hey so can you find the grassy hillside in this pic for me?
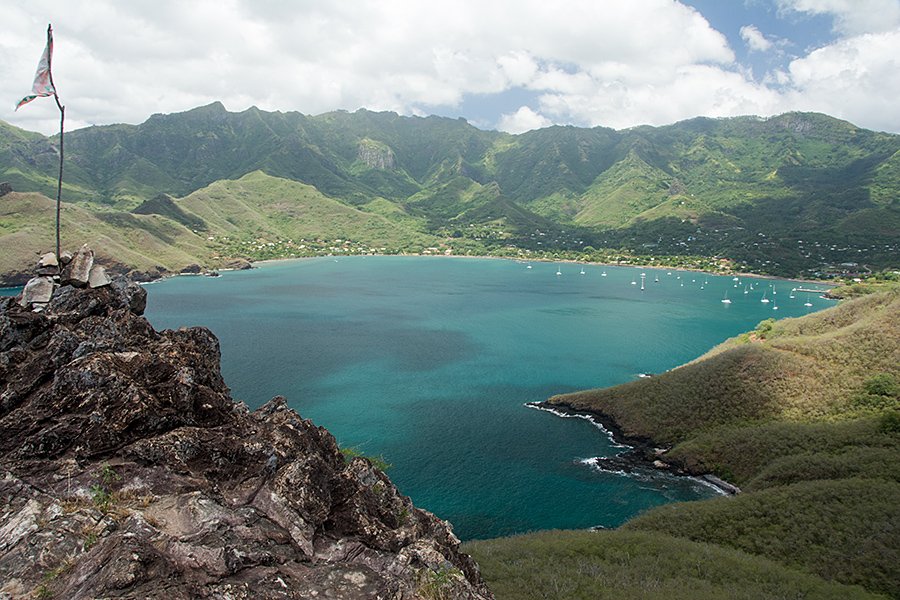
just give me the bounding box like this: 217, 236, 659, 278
178, 170, 437, 251
464, 290, 900, 598
0, 171, 441, 285
463, 529, 884, 600
3, 106, 900, 279
0, 191, 215, 284
549, 288, 900, 443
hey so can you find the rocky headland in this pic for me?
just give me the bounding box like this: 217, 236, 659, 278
0, 248, 493, 599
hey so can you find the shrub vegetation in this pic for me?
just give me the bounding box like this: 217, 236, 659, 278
467, 286, 900, 598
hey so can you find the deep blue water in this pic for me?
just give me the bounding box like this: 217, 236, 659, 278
132, 257, 835, 540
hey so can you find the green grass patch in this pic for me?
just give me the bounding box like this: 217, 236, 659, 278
463, 529, 884, 600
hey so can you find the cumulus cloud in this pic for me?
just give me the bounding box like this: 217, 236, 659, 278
0, 0, 736, 134
1, 0, 899, 137
498, 106, 553, 134
785, 29, 900, 131
741, 25, 774, 52
775, 0, 900, 36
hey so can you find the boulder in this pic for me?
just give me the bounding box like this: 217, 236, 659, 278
35, 253, 60, 277
88, 263, 112, 288
60, 244, 94, 287
37, 252, 58, 268
17, 276, 55, 308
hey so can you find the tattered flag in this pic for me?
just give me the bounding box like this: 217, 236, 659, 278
16, 25, 56, 110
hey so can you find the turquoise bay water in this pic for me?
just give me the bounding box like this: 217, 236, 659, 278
140, 257, 836, 540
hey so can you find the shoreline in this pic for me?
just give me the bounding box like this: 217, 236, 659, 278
0, 252, 837, 291
529, 400, 741, 497
250, 253, 836, 287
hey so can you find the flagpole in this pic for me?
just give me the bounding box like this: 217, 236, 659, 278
47, 25, 64, 260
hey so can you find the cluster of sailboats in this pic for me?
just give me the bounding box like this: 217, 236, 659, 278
531, 261, 822, 309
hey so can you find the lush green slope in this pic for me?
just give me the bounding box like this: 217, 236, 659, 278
463, 529, 885, 600
531, 289, 900, 597
3, 105, 900, 267
177, 170, 436, 251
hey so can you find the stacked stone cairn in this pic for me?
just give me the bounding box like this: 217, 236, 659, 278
17, 244, 111, 311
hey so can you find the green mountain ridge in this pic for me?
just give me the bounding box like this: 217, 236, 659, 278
2, 104, 900, 282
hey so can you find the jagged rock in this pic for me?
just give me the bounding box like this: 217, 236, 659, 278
16, 276, 54, 308
88, 264, 112, 289
37, 252, 58, 269
58, 250, 74, 265
35, 253, 60, 277
0, 281, 493, 599
60, 244, 94, 287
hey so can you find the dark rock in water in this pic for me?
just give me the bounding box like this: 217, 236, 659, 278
0, 281, 492, 599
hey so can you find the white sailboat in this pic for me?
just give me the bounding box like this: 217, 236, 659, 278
722, 290, 731, 304
761, 292, 770, 303
805, 293, 813, 307
557, 265, 562, 276
581, 265, 585, 275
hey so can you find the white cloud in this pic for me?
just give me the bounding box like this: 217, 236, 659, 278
534, 64, 785, 130
1, 0, 899, 138
498, 106, 553, 134
740, 25, 774, 52
0, 0, 736, 135
774, 0, 900, 36
785, 29, 900, 132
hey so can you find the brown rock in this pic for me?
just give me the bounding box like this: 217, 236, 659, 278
88, 263, 112, 288
60, 244, 94, 287
36, 252, 60, 275
17, 276, 54, 308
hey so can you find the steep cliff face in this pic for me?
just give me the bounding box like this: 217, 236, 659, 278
358, 141, 397, 170
0, 278, 492, 599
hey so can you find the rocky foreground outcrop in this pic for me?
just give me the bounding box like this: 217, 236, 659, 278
0, 276, 493, 599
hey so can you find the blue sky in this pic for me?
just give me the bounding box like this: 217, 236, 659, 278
3, 0, 900, 136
